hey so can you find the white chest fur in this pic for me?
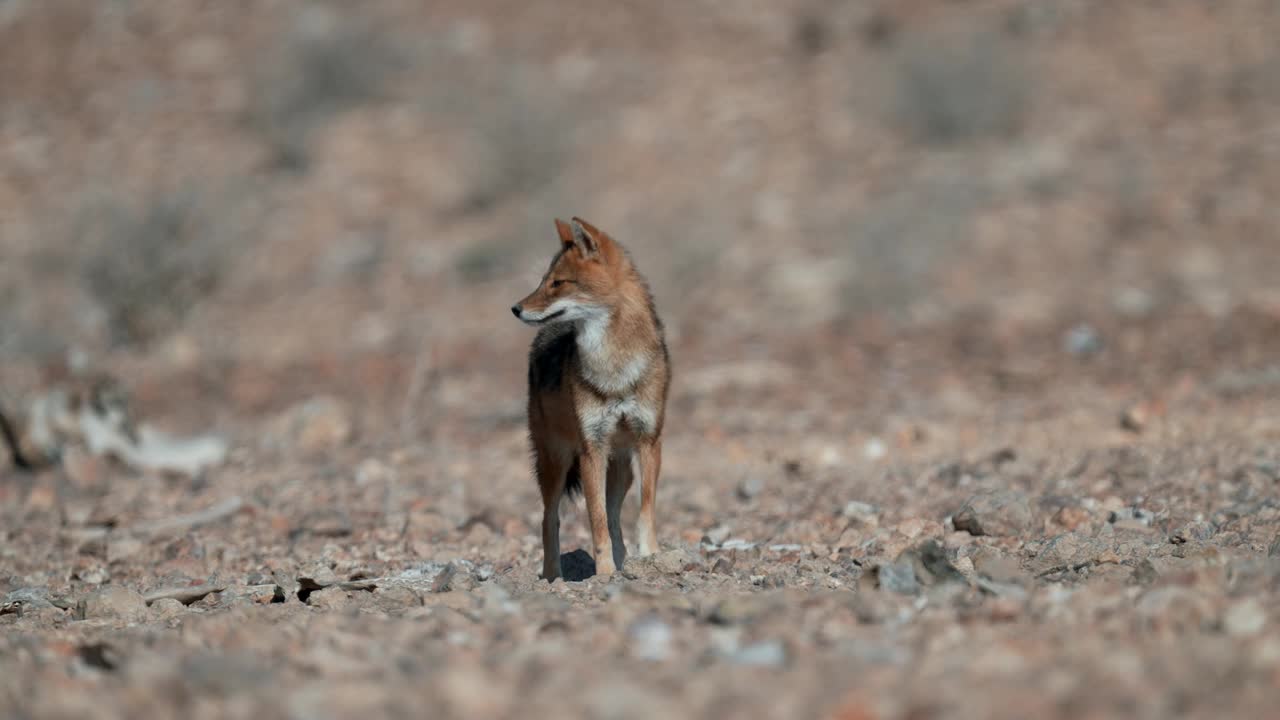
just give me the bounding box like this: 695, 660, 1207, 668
574, 312, 657, 444
580, 395, 657, 445
575, 312, 650, 395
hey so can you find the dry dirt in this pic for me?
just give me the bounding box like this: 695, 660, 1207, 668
3, 1, 1280, 719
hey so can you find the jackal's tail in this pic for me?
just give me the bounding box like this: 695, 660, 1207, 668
564, 455, 581, 499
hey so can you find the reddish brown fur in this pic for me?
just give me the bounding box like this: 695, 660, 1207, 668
513, 217, 670, 580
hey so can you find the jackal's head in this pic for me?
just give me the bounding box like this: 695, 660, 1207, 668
511, 217, 617, 327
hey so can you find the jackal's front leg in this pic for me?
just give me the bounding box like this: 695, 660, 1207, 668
579, 445, 615, 576
536, 448, 567, 581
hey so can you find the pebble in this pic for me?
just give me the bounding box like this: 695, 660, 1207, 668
307, 586, 352, 610
1, 588, 60, 614
876, 561, 919, 596
1108, 507, 1153, 527
704, 525, 731, 545
271, 397, 354, 454
78, 586, 148, 623
737, 477, 764, 500
841, 501, 879, 520
1030, 532, 1109, 576
1063, 324, 1103, 356
652, 548, 696, 575
150, 598, 186, 619
729, 639, 787, 668
627, 615, 673, 661
972, 548, 1027, 585
1223, 599, 1267, 637
299, 509, 353, 537
953, 490, 1033, 537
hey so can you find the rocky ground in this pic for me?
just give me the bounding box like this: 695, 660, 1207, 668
3, 1, 1280, 718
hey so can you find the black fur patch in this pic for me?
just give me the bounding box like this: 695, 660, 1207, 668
564, 455, 581, 498
528, 328, 576, 393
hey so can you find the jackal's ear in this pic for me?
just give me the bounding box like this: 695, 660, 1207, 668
568, 217, 601, 257
554, 218, 576, 249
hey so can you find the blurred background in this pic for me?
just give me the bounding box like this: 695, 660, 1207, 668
1, 0, 1278, 438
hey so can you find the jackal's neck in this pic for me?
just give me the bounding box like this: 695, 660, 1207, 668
574, 300, 658, 395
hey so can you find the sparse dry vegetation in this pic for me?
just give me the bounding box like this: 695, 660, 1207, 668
246, 10, 402, 170
79, 189, 237, 347
892, 29, 1029, 145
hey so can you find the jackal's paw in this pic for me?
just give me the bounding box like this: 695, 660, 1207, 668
635, 534, 657, 558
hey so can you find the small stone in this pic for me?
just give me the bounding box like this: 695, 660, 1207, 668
74, 565, 109, 585
627, 615, 673, 661
1172, 520, 1216, 545
1223, 598, 1267, 637
863, 438, 887, 461
271, 397, 353, 454
1108, 506, 1153, 527
306, 585, 352, 610
238, 584, 283, 604
652, 548, 696, 575
298, 509, 353, 537
395, 561, 458, 592
355, 458, 394, 485
1, 588, 57, 615
736, 476, 764, 500
1113, 287, 1154, 318
729, 639, 786, 667
841, 501, 879, 521
77, 586, 147, 623
972, 548, 1026, 585
298, 562, 338, 588
894, 517, 929, 539
876, 561, 918, 595
704, 525, 731, 545
1119, 401, 1163, 434
1030, 532, 1109, 576
953, 491, 1033, 537
150, 598, 186, 619
1053, 505, 1091, 531
374, 585, 421, 610
902, 539, 966, 587
1063, 324, 1102, 356
1121, 406, 1146, 433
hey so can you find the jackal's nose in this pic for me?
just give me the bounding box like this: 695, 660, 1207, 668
511, 304, 522, 318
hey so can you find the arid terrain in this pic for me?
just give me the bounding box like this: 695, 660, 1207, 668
3, 1, 1280, 718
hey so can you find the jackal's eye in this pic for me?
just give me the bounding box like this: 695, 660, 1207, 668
551, 279, 571, 288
